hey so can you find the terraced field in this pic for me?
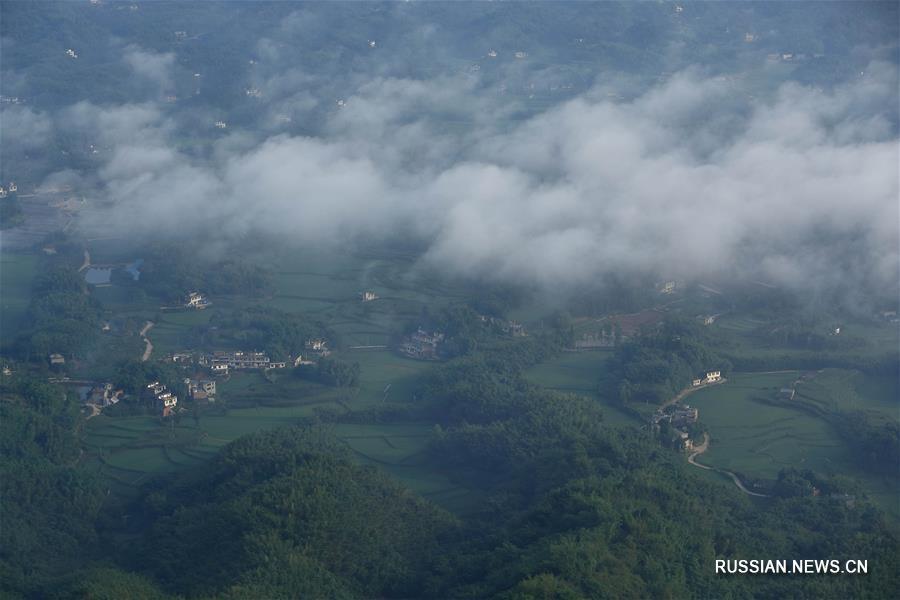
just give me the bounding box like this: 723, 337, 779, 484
81, 397, 343, 494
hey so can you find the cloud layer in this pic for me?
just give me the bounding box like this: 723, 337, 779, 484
13, 45, 900, 306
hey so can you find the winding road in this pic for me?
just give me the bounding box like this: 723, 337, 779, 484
660, 379, 769, 498
140, 321, 154, 362
687, 433, 769, 497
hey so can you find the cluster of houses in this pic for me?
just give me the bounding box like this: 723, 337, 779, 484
196, 340, 330, 375
478, 315, 526, 337
692, 370, 722, 387
185, 291, 211, 309
399, 328, 445, 360
146, 381, 178, 417
652, 403, 700, 452
361, 290, 379, 302
0, 182, 16, 198
87, 382, 123, 407
201, 351, 286, 373
571, 310, 663, 351
572, 331, 615, 350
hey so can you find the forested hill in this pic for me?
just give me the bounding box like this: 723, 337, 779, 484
6, 337, 896, 599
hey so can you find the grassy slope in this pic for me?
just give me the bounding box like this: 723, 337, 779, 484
524, 349, 639, 427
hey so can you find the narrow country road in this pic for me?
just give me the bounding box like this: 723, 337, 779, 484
688, 433, 769, 498
660, 377, 726, 411
140, 321, 154, 362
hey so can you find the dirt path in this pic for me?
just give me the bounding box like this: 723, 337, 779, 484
687, 433, 769, 498
661, 378, 726, 411
140, 321, 154, 362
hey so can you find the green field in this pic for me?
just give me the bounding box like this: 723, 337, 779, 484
689, 371, 899, 521
0, 252, 37, 341
525, 350, 639, 427
345, 349, 436, 407
794, 368, 899, 423
713, 312, 899, 359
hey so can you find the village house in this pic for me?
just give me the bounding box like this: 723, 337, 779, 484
2, 365, 12, 376
146, 381, 178, 416
184, 378, 217, 401
89, 383, 122, 407
399, 328, 445, 360
778, 387, 796, 400
66, 48, 78, 58
210, 363, 229, 376
514, 51, 527, 59
170, 352, 192, 363
361, 290, 378, 302
699, 314, 717, 326
305, 338, 331, 357
293, 355, 315, 367
671, 405, 699, 427
505, 321, 526, 337
214, 120, 227, 129
49, 353, 66, 366
705, 370, 722, 383
488, 49, 498, 58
